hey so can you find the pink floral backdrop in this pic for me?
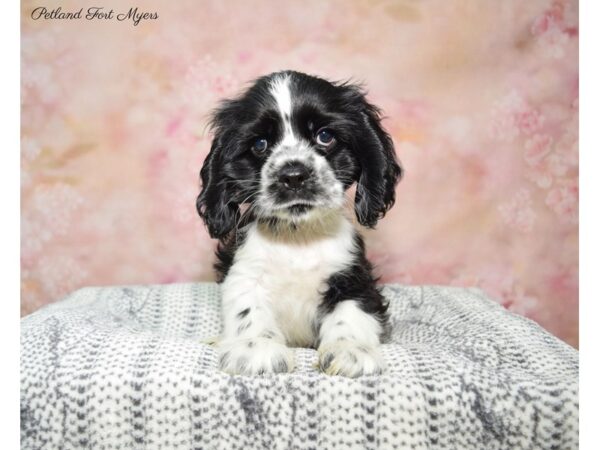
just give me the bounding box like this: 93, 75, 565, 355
21, 0, 579, 346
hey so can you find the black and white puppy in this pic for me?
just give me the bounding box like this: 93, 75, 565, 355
197, 71, 402, 377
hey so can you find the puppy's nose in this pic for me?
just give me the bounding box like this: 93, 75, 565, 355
278, 162, 310, 191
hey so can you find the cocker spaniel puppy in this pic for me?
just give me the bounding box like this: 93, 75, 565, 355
197, 71, 402, 377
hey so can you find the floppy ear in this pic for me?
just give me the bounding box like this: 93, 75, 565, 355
352, 96, 403, 228
196, 131, 240, 239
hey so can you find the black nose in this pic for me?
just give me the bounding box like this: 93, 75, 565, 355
278, 162, 310, 191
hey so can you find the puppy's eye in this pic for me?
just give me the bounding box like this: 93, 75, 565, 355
316, 129, 335, 147
252, 138, 268, 153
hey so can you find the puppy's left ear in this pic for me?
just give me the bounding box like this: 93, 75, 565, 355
351, 94, 403, 228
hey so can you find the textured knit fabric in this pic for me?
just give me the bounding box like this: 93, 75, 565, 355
21, 283, 579, 450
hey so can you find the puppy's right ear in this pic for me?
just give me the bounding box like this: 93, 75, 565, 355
196, 131, 240, 239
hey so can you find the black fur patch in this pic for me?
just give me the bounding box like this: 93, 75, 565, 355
237, 308, 250, 319
318, 233, 391, 343
214, 225, 249, 282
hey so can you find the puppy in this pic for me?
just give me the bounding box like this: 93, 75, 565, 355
197, 71, 402, 377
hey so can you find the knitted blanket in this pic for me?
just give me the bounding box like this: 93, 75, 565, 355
20, 283, 579, 450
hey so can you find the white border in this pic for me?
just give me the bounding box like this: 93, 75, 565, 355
580, 0, 597, 449
8, 1, 589, 447
0, 0, 21, 446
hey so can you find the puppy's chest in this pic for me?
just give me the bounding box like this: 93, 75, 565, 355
232, 223, 355, 345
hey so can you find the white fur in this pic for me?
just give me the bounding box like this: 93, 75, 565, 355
269, 75, 296, 146
221, 214, 356, 346
317, 300, 385, 377
217, 337, 295, 376
318, 300, 382, 348
257, 140, 345, 217
218, 214, 385, 377
317, 340, 384, 377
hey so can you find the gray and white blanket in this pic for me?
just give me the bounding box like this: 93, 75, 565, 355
21, 283, 578, 449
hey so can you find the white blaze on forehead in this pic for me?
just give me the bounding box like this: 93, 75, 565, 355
269, 75, 297, 146
269, 75, 292, 117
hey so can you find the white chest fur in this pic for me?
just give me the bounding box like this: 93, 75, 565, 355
221, 214, 357, 347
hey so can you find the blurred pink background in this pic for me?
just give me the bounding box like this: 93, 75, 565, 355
21, 0, 579, 346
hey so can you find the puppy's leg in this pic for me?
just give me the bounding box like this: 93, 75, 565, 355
317, 300, 385, 377
217, 282, 294, 375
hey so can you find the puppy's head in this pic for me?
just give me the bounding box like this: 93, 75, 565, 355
197, 71, 402, 239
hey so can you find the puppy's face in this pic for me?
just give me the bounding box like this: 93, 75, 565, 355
197, 71, 402, 239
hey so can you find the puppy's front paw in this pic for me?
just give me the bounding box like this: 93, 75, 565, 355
217, 337, 294, 375
318, 341, 384, 378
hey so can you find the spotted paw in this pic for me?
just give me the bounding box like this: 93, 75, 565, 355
318, 341, 384, 377
217, 337, 294, 375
